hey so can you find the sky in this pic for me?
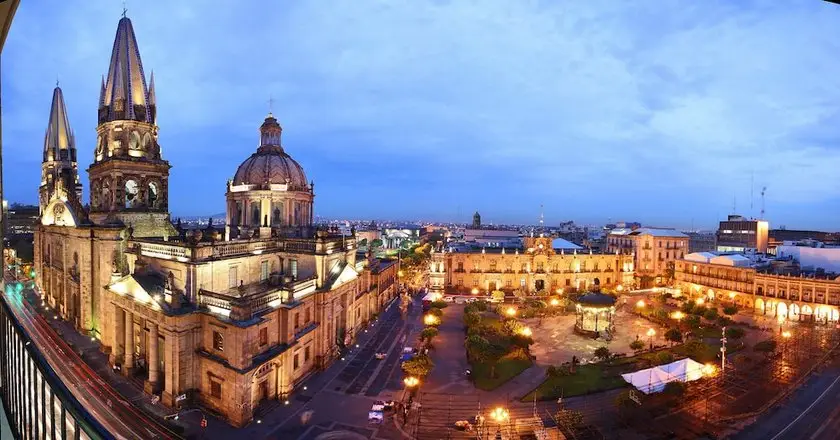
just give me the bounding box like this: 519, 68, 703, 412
3, 0, 840, 230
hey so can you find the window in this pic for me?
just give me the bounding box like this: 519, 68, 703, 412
457, 262, 464, 271
506, 280, 512, 287
521, 263, 527, 272
473, 279, 479, 286
565, 279, 571, 286
294, 313, 300, 330
304, 346, 311, 362
305, 308, 311, 324
228, 266, 238, 289
260, 260, 269, 281
210, 380, 222, 399
293, 354, 300, 370
290, 259, 298, 279
473, 263, 479, 271
259, 327, 268, 346
489, 261, 496, 271
606, 278, 611, 284
457, 279, 463, 286
536, 262, 544, 271
212, 331, 224, 351
520, 278, 526, 287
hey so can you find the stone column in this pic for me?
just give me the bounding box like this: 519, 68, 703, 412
145, 322, 160, 393
109, 304, 124, 366
124, 310, 134, 375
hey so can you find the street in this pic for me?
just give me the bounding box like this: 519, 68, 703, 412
2, 272, 179, 439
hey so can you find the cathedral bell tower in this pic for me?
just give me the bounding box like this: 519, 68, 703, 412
39, 85, 82, 214
87, 15, 174, 237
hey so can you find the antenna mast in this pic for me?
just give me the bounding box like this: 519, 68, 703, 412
750, 171, 754, 218
760, 187, 767, 219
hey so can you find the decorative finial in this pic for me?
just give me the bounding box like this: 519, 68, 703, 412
56, 78, 59, 88
268, 94, 274, 116
122, 0, 127, 18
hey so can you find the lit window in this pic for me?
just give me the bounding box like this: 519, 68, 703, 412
290, 260, 298, 279
260, 260, 269, 281
293, 354, 300, 370
210, 380, 222, 399
228, 266, 238, 289
259, 327, 268, 346
305, 346, 311, 362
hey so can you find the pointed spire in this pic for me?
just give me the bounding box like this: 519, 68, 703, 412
100, 15, 153, 123
148, 70, 156, 106
98, 75, 106, 107
43, 86, 76, 159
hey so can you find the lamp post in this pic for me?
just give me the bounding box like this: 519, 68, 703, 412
646, 328, 656, 350
636, 300, 646, 317
720, 326, 727, 374
505, 306, 517, 317
489, 406, 509, 438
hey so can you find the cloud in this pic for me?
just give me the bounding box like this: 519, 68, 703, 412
2, 0, 839, 229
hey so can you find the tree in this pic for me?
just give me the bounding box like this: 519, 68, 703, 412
594, 346, 611, 362
725, 326, 745, 341
753, 339, 778, 355
656, 351, 674, 364
419, 327, 439, 344
629, 339, 645, 353
680, 302, 695, 314
663, 381, 686, 397
509, 334, 534, 357
427, 307, 443, 318
723, 305, 738, 316
685, 315, 701, 329
370, 238, 383, 248
682, 340, 709, 359
470, 341, 507, 378
463, 312, 481, 329
704, 308, 719, 321
664, 328, 683, 345
358, 238, 368, 247
502, 318, 523, 336
430, 300, 448, 309
491, 290, 505, 302
402, 354, 434, 378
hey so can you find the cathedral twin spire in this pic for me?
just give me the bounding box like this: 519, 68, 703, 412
98, 16, 155, 124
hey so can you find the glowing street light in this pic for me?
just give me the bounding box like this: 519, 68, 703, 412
489, 406, 509, 423
616, 284, 624, 292
398, 270, 404, 277
728, 292, 736, 300
403, 376, 420, 388
549, 298, 560, 307
646, 328, 656, 350
423, 314, 440, 326
505, 307, 517, 317
555, 288, 564, 295
672, 311, 684, 321
471, 288, 480, 295
696, 298, 705, 306
702, 363, 718, 377
519, 327, 533, 337
635, 300, 645, 316
781, 330, 792, 339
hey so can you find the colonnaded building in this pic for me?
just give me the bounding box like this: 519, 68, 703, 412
429, 236, 635, 296
33, 15, 397, 426
675, 253, 840, 323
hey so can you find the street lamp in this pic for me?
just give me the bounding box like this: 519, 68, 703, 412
550, 298, 560, 307
403, 376, 420, 388
672, 311, 684, 331
646, 328, 656, 350
471, 288, 479, 295
635, 300, 645, 316
505, 307, 517, 317
518, 327, 533, 337
695, 298, 705, 306
489, 406, 510, 436
423, 314, 440, 326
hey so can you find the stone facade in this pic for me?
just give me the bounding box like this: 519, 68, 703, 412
607, 228, 689, 285
674, 259, 840, 323
435, 236, 634, 295
32, 15, 400, 427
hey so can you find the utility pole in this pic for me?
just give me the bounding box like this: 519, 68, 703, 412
721, 326, 727, 374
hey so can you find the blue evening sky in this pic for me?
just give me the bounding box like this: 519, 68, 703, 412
3, 0, 839, 230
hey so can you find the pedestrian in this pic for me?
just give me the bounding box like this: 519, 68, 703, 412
301, 409, 314, 425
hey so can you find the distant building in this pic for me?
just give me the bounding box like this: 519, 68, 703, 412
381, 227, 420, 248
4, 203, 39, 237
687, 232, 716, 253
769, 229, 840, 254
472, 211, 481, 228
431, 235, 634, 295
607, 228, 689, 285
462, 228, 521, 248
716, 215, 769, 253
776, 241, 840, 274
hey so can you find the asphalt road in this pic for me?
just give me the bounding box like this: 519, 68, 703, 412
735, 357, 840, 440
2, 273, 179, 439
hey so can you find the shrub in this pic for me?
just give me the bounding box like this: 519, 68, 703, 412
723, 305, 738, 316
685, 315, 701, 329
682, 340, 709, 358
704, 308, 719, 321
419, 327, 439, 343
663, 381, 687, 397
491, 290, 506, 302
594, 346, 611, 361
402, 354, 434, 378
681, 302, 695, 314
725, 326, 746, 340
427, 307, 443, 317
665, 328, 683, 345
692, 305, 707, 316
629, 339, 645, 352
656, 351, 674, 364
430, 300, 448, 309
463, 312, 481, 328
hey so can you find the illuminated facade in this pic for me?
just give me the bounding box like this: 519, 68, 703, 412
607, 228, 689, 284
33, 15, 397, 427
674, 259, 840, 323
434, 236, 634, 295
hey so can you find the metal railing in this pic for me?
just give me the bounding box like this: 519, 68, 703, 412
1, 292, 112, 439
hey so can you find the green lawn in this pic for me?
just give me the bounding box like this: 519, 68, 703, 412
521, 364, 628, 401
472, 355, 532, 391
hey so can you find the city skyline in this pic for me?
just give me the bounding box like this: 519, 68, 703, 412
3, 1, 839, 230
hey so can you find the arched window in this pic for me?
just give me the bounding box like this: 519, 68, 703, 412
251, 204, 260, 225
147, 182, 159, 208
101, 181, 111, 209
124, 179, 139, 208
272, 202, 283, 225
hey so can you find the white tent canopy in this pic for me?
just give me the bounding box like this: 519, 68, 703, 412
621, 358, 706, 394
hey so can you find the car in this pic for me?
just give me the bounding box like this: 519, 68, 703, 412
443, 295, 455, 303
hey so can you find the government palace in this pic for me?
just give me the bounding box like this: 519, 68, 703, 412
33, 15, 397, 426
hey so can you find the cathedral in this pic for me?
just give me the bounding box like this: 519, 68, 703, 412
33, 15, 397, 426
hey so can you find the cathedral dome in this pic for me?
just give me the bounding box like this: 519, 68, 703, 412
232, 114, 308, 190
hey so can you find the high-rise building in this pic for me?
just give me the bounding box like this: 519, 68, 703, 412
715, 215, 769, 253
